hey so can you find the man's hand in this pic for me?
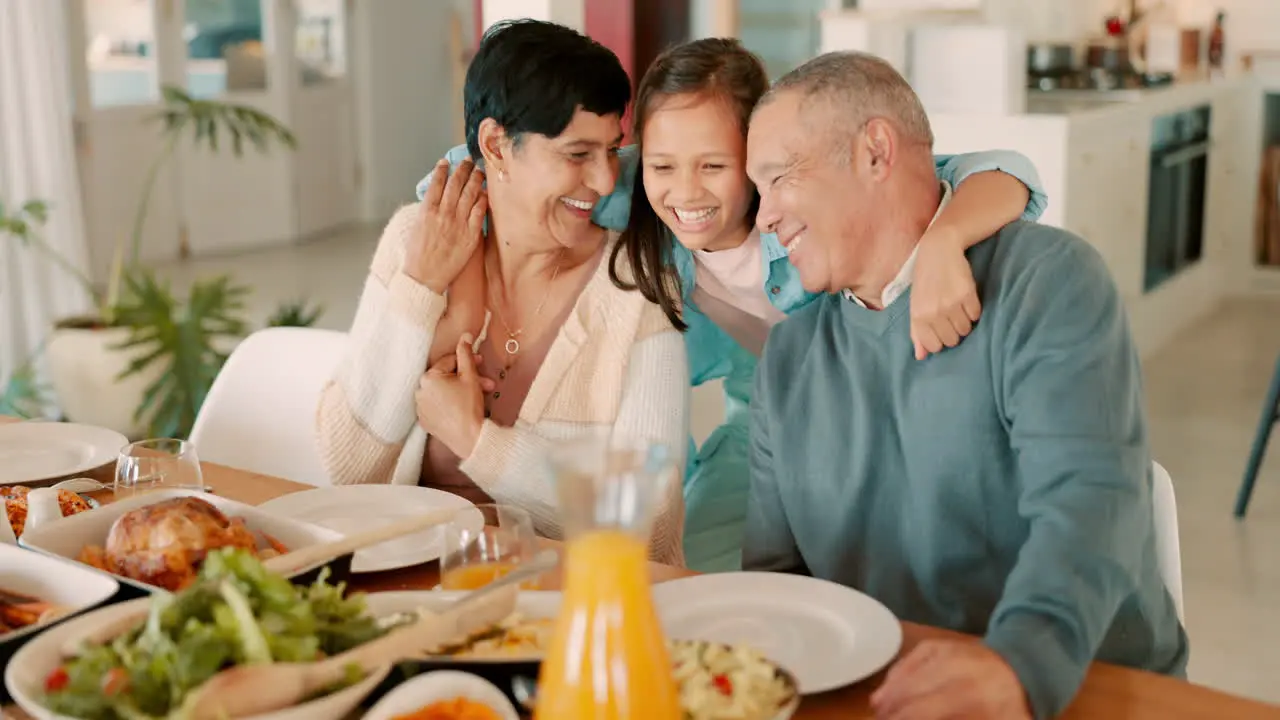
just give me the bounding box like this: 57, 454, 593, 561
870, 640, 1031, 720
909, 226, 981, 361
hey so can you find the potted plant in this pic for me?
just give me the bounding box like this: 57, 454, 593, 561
0, 199, 58, 419
1, 87, 323, 438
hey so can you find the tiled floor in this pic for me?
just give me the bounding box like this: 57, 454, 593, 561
158, 224, 1280, 706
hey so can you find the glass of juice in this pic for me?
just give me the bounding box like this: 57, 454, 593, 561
439, 504, 540, 591
535, 436, 682, 720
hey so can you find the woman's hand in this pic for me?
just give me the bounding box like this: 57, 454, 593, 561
415, 335, 495, 457
909, 226, 981, 360
405, 159, 488, 294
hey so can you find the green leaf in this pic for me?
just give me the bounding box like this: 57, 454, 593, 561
111, 267, 250, 438
0, 361, 51, 419
21, 199, 49, 223
266, 299, 324, 328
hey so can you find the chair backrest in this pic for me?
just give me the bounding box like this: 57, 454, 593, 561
189, 327, 347, 487
1151, 460, 1184, 622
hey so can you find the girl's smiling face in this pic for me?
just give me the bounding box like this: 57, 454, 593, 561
640, 93, 756, 253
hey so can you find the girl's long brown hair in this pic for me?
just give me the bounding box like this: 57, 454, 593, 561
608, 38, 769, 331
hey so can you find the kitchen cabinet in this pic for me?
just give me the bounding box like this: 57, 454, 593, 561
1061, 110, 1149, 299
1205, 84, 1264, 281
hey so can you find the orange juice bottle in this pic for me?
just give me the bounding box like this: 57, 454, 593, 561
535, 439, 681, 720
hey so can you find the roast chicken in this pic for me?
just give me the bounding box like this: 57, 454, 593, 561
2, 486, 93, 537
78, 496, 282, 592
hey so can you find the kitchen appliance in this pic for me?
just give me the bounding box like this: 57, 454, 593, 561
1125, 0, 1180, 76
1027, 43, 1076, 91
1144, 105, 1212, 291
1027, 43, 1074, 75
1086, 36, 1132, 72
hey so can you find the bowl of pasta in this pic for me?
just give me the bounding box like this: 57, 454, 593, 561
669, 639, 800, 720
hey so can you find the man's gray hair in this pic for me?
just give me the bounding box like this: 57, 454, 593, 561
759, 51, 934, 150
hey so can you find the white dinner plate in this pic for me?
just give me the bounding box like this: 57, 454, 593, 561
652, 572, 903, 694
0, 423, 127, 485
0, 544, 119, 646
256, 485, 481, 573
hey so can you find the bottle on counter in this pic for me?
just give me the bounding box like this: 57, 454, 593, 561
1208, 10, 1226, 76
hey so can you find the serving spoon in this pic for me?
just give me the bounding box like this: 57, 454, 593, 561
179, 549, 558, 720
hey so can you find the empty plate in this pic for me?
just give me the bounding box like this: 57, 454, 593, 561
0, 423, 127, 485
256, 485, 481, 573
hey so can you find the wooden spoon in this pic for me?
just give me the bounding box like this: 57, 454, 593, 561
179, 549, 558, 719
261, 507, 459, 574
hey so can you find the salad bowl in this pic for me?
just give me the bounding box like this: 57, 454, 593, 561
363, 670, 520, 720
5, 550, 392, 720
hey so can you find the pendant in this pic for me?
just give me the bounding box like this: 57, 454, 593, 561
505, 337, 520, 355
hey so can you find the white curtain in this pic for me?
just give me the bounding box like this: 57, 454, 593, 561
0, 0, 93, 400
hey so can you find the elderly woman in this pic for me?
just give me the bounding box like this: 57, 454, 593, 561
315, 20, 688, 565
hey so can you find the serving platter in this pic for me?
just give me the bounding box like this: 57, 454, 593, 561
19, 489, 351, 594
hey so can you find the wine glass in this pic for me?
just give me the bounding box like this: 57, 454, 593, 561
113, 439, 205, 499
439, 504, 540, 590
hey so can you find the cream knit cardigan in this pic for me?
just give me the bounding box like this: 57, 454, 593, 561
316, 204, 689, 566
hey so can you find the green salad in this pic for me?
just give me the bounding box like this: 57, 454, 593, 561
41, 548, 386, 720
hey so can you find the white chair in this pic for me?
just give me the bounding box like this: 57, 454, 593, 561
1151, 460, 1184, 622
189, 327, 347, 487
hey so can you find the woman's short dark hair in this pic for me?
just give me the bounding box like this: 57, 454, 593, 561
608, 38, 769, 331
464, 19, 631, 158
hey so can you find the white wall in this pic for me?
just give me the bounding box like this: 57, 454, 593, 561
482, 0, 583, 33
690, 0, 717, 40
351, 0, 469, 222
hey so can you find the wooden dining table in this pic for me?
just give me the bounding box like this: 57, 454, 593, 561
1, 419, 1277, 719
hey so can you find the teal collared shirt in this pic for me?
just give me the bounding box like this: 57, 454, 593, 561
421, 144, 1049, 571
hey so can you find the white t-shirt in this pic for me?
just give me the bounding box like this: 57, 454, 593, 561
691, 229, 786, 356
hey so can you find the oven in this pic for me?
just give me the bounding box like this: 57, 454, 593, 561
1144, 105, 1211, 291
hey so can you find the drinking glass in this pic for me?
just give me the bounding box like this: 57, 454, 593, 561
113, 439, 205, 499
439, 504, 539, 590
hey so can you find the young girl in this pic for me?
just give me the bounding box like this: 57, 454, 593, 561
421, 40, 1048, 572
607, 39, 1047, 572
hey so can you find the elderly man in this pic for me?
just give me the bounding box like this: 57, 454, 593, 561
743, 52, 1188, 720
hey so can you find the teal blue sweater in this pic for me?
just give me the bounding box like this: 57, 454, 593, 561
746, 221, 1188, 719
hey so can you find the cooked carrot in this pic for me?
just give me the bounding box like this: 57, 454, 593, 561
390, 697, 503, 720
260, 531, 289, 555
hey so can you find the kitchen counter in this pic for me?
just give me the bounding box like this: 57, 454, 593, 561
1024, 74, 1253, 118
